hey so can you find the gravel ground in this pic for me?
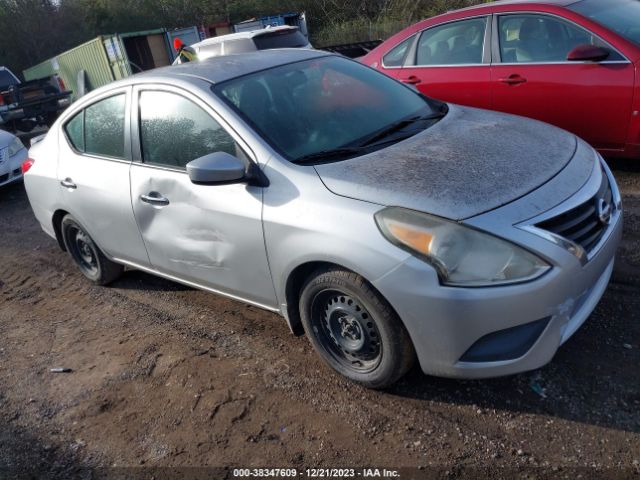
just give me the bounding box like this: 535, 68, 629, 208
0, 162, 638, 479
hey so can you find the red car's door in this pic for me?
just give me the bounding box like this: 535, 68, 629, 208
386, 16, 493, 110
491, 13, 635, 152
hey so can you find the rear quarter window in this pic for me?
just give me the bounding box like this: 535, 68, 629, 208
383, 36, 414, 67
64, 111, 85, 152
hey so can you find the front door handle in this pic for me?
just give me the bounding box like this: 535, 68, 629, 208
140, 192, 170, 207
60, 178, 77, 189
402, 75, 422, 85
499, 74, 527, 85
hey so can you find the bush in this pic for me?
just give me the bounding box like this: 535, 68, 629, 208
312, 17, 413, 46
310, 0, 489, 47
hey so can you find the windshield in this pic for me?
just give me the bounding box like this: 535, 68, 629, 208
569, 0, 640, 47
253, 30, 308, 50
0, 69, 18, 89
214, 56, 440, 162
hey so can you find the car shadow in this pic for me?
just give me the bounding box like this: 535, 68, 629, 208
0, 419, 81, 478
111, 270, 194, 292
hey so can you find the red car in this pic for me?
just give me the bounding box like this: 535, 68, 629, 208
362, 0, 640, 159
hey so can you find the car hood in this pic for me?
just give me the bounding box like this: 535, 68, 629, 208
314, 105, 578, 221
0, 129, 16, 147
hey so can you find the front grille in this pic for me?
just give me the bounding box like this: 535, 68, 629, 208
0, 147, 7, 165
537, 170, 613, 254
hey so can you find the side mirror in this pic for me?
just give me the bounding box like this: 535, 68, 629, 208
186, 152, 246, 185
567, 44, 610, 62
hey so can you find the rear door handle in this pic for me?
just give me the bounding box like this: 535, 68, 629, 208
402, 75, 422, 85
499, 74, 527, 85
60, 178, 77, 189
140, 192, 170, 207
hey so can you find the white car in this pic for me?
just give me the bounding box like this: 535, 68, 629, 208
0, 129, 27, 187
172, 26, 312, 64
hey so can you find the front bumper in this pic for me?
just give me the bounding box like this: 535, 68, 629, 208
373, 175, 623, 379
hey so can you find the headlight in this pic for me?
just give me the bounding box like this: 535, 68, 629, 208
8, 137, 24, 157
375, 207, 550, 287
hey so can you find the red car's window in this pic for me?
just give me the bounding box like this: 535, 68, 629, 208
382, 36, 414, 67
416, 17, 487, 66
498, 14, 625, 63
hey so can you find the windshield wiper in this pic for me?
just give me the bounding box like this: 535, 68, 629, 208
292, 110, 447, 165
293, 147, 366, 164
355, 111, 447, 148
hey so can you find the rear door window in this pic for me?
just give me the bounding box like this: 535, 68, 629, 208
84, 94, 126, 158
416, 17, 487, 66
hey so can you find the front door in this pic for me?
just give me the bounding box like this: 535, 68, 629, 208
391, 16, 493, 109
491, 13, 635, 151
129, 86, 277, 308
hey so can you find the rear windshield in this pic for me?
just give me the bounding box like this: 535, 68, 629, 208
0, 70, 18, 89
253, 30, 308, 50
570, 0, 640, 47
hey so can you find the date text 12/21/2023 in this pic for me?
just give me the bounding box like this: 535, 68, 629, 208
232, 468, 401, 478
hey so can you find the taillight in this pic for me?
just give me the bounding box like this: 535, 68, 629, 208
21, 158, 35, 174
57, 76, 67, 92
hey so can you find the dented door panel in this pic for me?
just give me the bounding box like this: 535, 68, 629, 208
130, 163, 277, 308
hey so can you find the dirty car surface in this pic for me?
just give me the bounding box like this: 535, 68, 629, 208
23, 49, 622, 388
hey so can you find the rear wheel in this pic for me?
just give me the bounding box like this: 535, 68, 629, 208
60, 214, 123, 285
299, 268, 415, 389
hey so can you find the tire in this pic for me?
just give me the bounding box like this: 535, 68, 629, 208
299, 267, 415, 389
60, 214, 123, 285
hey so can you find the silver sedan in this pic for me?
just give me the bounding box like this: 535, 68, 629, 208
23, 49, 622, 388
0, 129, 27, 187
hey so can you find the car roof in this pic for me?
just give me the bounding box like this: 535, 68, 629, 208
191, 25, 299, 48
131, 48, 330, 86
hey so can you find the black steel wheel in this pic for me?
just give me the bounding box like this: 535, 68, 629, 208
300, 268, 415, 389
60, 214, 123, 285
312, 290, 382, 373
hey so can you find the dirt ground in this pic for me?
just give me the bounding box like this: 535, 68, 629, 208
0, 161, 639, 479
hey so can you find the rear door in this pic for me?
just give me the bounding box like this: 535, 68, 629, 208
391, 16, 493, 109
490, 13, 635, 151
56, 87, 150, 265
129, 85, 277, 308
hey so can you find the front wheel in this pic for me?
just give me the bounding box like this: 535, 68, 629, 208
60, 214, 123, 285
299, 268, 415, 389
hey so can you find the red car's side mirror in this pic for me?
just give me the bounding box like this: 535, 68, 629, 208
567, 44, 610, 62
